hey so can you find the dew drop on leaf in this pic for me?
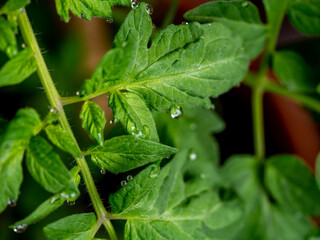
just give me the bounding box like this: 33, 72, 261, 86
145, 4, 153, 15
100, 169, 106, 174
182, 21, 189, 25
170, 105, 183, 119
76, 91, 80, 96
121, 180, 127, 186
67, 200, 75, 206
188, 149, 197, 161
127, 175, 133, 181
13, 224, 27, 233
7, 199, 16, 207
131, 0, 140, 9
106, 18, 113, 23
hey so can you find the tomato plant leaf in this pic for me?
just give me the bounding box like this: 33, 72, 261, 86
273, 50, 316, 91
110, 150, 242, 239
44, 213, 97, 240
0, 108, 41, 213
0, 0, 29, 14
80, 3, 249, 136
10, 166, 80, 228
109, 91, 159, 142
287, 0, 320, 35
26, 136, 79, 196
265, 154, 320, 216
155, 108, 225, 186
54, 0, 131, 22
184, 0, 268, 59
0, 48, 36, 87
80, 100, 106, 146
0, 16, 18, 58
87, 135, 177, 174
45, 124, 82, 158
222, 155, 314, 240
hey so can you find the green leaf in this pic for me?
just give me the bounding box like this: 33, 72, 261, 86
184, 0, 268, 59
287, 1, 320, 35
155, 108, 224, 186
0, 17, 18, 58
0, 48, 36, 87
273, 50, 316, 91
26, 136, 79, 196
54, 0, 131, 22
0, 0, 29, 14
222, 155, 314, 240
88, 135, 177, 174
109, 91, 159, 142
80, 100, 106, 146
80, 3, 248, 131
110, 150, 242, 239
44, 213, 97, 240
45, 124, 82, 158
265, 154, 320, 216
0, 108, 41, 213
10, 166, 81, 228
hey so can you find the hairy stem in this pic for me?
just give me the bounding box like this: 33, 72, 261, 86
17, 9, 117, 240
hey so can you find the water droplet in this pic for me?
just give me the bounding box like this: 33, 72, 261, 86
149, 165, 158, 178
50, 108, 56, 113
81, 13, 85, 18
110, 119, 118, 125
145, 4, 153, 15
106, 18, 113, 23
182, 21, 189, 25
131, 0, 140, 9
7, 199, 16, 207
242, 1, 249, 7
100, 169, 106, 174
76, 91, 79, 96
209, 104, 215, 111
67, 200, 75, 206
188, 149, 197, 161
13, 224, 27, 233
127, 175, 133, 181
70, 192, 77, 198
152, 23, 156, 30
127, 119, 136, 132
170, 105, 183, 119
21, 43, 26, 48
121, 180, 127, 186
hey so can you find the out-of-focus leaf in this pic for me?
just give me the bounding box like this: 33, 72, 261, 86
88, 135, 177, 174
0, 0, 29, 14
0, 48, 36, 87
0, 16, 18, 58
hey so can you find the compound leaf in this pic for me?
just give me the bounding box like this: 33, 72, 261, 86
0, 0, 29, 14
273, 50, 316, 91
184, 0, 268, 59
0, 48, 36, 87
265, 154, 320, 216
45, 124, 82, 158
88, 135, 177, 174
54, 0, 131, 22
80, 100, 106, 146
109, 91, 159, 142
80, 3, 249, 137
44, 213, 97, 240
0, 108, 41, 213
110, 150, 242, 239
26, 136, 79, 196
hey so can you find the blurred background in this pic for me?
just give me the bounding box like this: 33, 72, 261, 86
0, 0, 319, 239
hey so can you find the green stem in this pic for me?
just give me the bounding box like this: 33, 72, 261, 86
162, 0, 180, 28
103, 220, 118, 240
17, 9, 117, 240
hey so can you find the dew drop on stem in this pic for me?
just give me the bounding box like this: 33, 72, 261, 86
76, 91, 80, 96
7, 199, 16, 207
145, 4, 153, 15
100, 169, 106, 174
121, 180, 127, 186
127, 175, 133, 181
13, 224, 27, 233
